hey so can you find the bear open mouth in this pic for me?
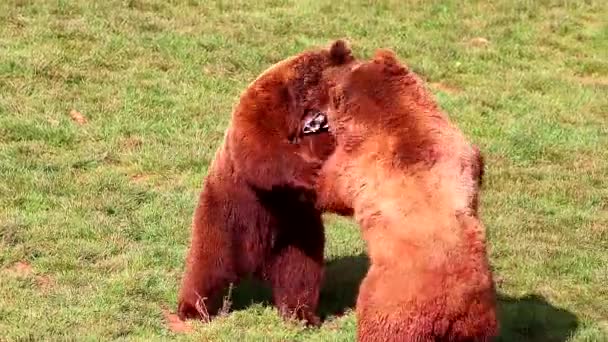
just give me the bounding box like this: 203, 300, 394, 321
302, 111, 329, 135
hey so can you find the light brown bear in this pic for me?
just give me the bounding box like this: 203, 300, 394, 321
177, 40, 356, 326
316, 50, 498, 341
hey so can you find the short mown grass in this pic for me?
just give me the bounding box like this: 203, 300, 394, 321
1, 1, 607, 341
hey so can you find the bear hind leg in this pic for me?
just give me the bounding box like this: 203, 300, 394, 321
265, 242, 324, 326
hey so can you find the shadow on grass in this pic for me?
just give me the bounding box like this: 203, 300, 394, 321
229, 277, 273, 311
496, 293, 579, 341
227, 255, 370, 315
229, 254, 578, 341
318, 254, 369, 319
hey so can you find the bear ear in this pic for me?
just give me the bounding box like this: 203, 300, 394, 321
329, 39, 354, 65
373, 48, 398, 64
373, 48, 407, 74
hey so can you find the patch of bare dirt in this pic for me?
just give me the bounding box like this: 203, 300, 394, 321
131, 174, 147, 182
429, 82, 462, 95
130, 173, 151, 183
69, 109, 87, 125
163, 309, 193, 333
5, 261, 54, 291
8, 261, 34, 275
469, 37, 490, 47
36, 275, 54, 290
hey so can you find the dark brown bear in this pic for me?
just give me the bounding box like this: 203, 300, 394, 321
177, 40, 356, 326
316, 50, 498, 341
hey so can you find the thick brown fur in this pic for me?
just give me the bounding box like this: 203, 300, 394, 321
177, 40, 356, 325
317, 49, 498, 341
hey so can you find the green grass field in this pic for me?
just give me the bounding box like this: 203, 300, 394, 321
1, 0, 607, 340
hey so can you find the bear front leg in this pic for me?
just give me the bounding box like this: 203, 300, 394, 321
267, 246, 323, 326
315, 152, 354, 216
177, 232, 237, 322
264, 225, 325, 326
